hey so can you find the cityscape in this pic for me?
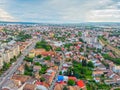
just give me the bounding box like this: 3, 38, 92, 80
0, 0, 120, 90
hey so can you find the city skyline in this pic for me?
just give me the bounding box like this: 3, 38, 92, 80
0, 0, 120, 23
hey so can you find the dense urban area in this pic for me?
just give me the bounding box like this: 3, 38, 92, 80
0, 22, 120, 90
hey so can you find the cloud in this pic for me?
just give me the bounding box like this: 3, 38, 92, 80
0, 8, 17, 21
86, 0, 120, 22
86, 9, 120, 22
0, 0, 120, 22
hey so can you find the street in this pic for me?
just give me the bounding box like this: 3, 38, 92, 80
49, 51, 65, 90
0, 39, 39, 89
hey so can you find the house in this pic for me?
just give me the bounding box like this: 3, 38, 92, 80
29, 51, 35, 58
35, 81, 49, 89
113, 74, 120, 83
94, 77, 100, 83
54, 84, 63, 90
97, 64, 106, 70
107, 71, 115, 78
104, 80, 116, 85
11, 74, 30, 86
104, 60, 114, 70
36, 85, 48, 90
29, 49, 56, 57
43, 68, 56, 85
44, 61, 55, 67
23, 83, 36, 90
94, 60, 101, 66
34, 72, 41, 79
2, 80, 18, 90
47, 66, 58, 72
77, 80, 86, 89
63, 63, 69, 68
113, 65, 120, 73
17, 65, 24, 74
57, 75, 64, 82
93, 70, 104, 77
68, 77, 77, 81
68, 86, 80, 90
33, 65, 41, 72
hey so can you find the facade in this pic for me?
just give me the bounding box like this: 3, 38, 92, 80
0, 43, 20, 69
113, 66, 120, 73
0, 55, 3, 69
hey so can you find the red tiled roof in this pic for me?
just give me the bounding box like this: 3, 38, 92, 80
35, 81, 49, 88
56, 81, 66, 85
36, 81, 42, 85
77, 80, 85, 88
68, 77, 77, 81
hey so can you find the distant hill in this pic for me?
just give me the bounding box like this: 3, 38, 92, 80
0, 21, 39, 25
0, 21, 120, 26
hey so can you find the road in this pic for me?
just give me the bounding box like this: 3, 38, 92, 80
0, 38, 39, 89
49, 51, 65, 90
99, 38, 120, 57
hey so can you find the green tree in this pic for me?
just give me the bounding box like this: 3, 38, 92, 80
59, 71, 62, 75
67, 79, 75, 86
67, 67, 74, 76
37, 54, 42, 58
35, 40, 52, 51
24, 64, 33, 76
82, 59, 87, 66
55, 47, 61, 51
40, 77, 45, 82
87, 61, 94, 68
44, 56, 51, 60
63, 86, 68, 90
34, 62, 41, 66
24, 56, 33, 62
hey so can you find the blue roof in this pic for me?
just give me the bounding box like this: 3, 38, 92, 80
57, 75, 64, 81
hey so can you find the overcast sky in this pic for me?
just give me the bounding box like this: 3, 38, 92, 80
0, 0, 120, 23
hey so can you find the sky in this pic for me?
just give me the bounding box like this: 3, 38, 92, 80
0, 0, 120, 23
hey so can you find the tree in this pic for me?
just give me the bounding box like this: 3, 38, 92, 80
40, 77, 45, 82
78, 31, 82, 36
2, 62, 10, 71
24, 64, 33, 76
63, 86, 68, 90
24, 56, 33, 62
34, 62, 41, 66
44, 56, 51, 60
67, 67, 74, 76
79, 38, 84, 42
55, 47, 61, 51
35, 40, 52, 51
79, 48, 84, 52
59, 71, 62, 75
67, 79, 75, 86
87, 61, 94, 68
37, 54, 42, 58
39, 65, 48, 75
82, 59, 87, 66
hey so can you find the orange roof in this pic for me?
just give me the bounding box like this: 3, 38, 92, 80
68, 86, 80, 90
77, 80, 85, 88
18, 65, 24, 71
12, 74, 30, 84
23, 84, 36, 90
32, 49, 56, 56
35, 81, 49, 88
54, 84, 63, 90
93, 71, 104, 75
68, 77, 77, 81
